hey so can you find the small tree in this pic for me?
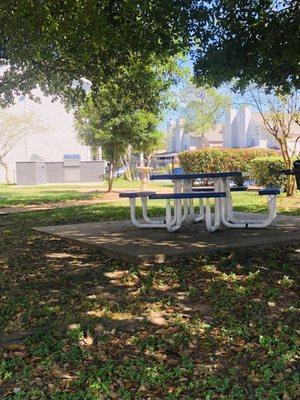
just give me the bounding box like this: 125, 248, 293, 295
179, 81, 231, 136
249, 89, 300, 196
75, 58, 179, 191
0, 109, 44, 182
75, 96, 162, 191
136, 130, 165, 167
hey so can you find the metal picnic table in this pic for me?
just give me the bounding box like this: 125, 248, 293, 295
150, 171, 253, 227
120, 171, 281, 232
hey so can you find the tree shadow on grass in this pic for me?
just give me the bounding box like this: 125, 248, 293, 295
0, 208, 299, 399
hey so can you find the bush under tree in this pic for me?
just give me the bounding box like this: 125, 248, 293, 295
178, 148, 278, 185
250, 156, 294, 191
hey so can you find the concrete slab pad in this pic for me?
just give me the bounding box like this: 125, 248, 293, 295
34, 212, 300, 264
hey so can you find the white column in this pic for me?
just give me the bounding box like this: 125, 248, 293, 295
139, 152, 144, 167
174, 118, 184, 152
224, 107, 238, 147
238, 104, 251, 148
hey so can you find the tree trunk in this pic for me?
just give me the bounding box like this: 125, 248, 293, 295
279, 139, 296, 197
107, 162, 114, 192
120, 155, 132, 181
124, 169, 132, 181
286, 174, 296, 197
0, 159, 10, 183
285, 154, 295, 198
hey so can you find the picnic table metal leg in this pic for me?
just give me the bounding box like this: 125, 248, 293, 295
129, 198, 171, 229
245, 195, 277, 228
220, 197, 247, 228
218, 182, 249, 228
213, 177, 247, 228
219, 177, 242, 223
191, 198, 205, 223
219, 178, 277, 227
224, 178, 236, 221
166, 199, 182, 232
187, 180, 204, 222
219, 192, 277, 228
141, 197, 165, 225
205, 198, 221, 232
181, 181, 189, 221
174, 180, 189, 223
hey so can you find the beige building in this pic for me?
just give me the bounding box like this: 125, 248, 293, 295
0, 90, 94, 183
224, 105, 300, 154
168, 106, 300, 156
168, 118, 223, 153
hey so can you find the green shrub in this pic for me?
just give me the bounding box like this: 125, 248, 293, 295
250, 157, 287, 189
178, 148, 278, 185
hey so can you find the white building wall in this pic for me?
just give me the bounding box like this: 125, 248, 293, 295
224, 108, 238, 147
231, 110, 239, 147
174, 118, 184, 152
181, 133, 191, 151
287, 138, 300, 156
238, 105, 251, 147
224, 106, 290, 151
1, 91, 91, 183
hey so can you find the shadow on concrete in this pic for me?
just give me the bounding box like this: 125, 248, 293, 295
34, 212, 300, 264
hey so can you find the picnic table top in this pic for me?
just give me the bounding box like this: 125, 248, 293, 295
150, 171, 249, 180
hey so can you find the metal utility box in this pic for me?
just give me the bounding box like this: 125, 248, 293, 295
16, 160, 105, 185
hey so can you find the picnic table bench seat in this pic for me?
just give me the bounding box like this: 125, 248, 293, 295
192, 186, 247, 192
149, 192, 226, 200
119, 191, 156, 198
258, 187, 282, 196
150, 171, 246, 180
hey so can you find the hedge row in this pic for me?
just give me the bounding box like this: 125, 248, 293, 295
250, 157, 288, 189
178, 148, 278, 185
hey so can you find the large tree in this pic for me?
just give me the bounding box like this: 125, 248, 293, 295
0, 0, 195, 107
136, 130, 165, 167
1, 1, 298, 106
193, 0, 300, 93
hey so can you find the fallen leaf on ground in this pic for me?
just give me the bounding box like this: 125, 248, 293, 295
50, 366, 75, 380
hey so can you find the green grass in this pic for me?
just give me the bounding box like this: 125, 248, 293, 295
231, 191, 300, 216
112, 178, 173, 189
0, 180, 172, 207
0, 201, 299, 399
0, 183, 102, 206
0, 181, 299, 215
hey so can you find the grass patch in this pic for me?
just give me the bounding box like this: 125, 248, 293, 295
0, 180, 172, 207
0, 202, 299, 399
0, 183, 104, 207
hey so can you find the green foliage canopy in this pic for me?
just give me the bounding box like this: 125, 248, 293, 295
75, 96, 160, 164
193, 0, 300, 93
179, 81, 231, 136
0, 0, 194, 106
1, 0, 297, 108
